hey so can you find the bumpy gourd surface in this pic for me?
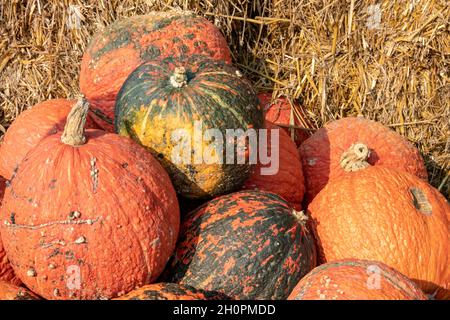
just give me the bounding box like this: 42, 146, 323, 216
309, 166, 449, 299
116, 56, 263, 199
299, 117, 428, 203
288, 259, 427, 300
1, 130, 180, 300
0, 281, 40, 300
80, 11, 232, 131
163, 190, 317, 300
0, 177, 21, 286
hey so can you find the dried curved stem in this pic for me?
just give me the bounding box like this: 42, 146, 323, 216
61, 96, 89, 146
340, 142, 371, 172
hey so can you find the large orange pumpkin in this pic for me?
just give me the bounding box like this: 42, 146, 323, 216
298, 116, 428, 203
288, 259, 427, 300
258, 92, 311, 146
308, 153, 449, 299
0, 281, 40, 300
80, 11, 231, 131
0, 98, 97, 180
242, 121, 305, 209
0, 177, 21, 286
0, 99, 180, 300
115, 283, 228, 300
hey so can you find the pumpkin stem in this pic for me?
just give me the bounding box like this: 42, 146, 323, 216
61, 96, 89, 146
170, 67, 188, 88
340, 142, 371, 172
292, 209, 309, 226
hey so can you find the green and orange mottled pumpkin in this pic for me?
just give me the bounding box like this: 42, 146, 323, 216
242, 121, 305, 210
163, 190, 317, 300
80, 11, 232, 131
0, 281, 40, 300
288, 259, 427, 300
115, 55, 264, 199
115, 283, 229, 300
0, 177, 21, 286
0, 98, 97, 180
0, 100, 180, 300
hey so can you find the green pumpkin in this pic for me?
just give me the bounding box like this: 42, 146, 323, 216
115, 56, 263, 199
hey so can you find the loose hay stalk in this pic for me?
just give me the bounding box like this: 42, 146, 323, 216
0, 0, 448, 197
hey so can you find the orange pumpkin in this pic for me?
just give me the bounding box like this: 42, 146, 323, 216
0, 177, 21, 286
242, 121, 305, 209
0, 281, 40, 300
288, 259, 427, 300
308, 150, 449, 299
0, 98, 97, 180
298, 116, 428, 203
258, 92, 311, 146
80, 11, 231, 131
0, 99, 180, 300
115, 283, 229, 300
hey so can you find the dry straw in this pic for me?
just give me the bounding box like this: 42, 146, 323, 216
0, 0, 448, 197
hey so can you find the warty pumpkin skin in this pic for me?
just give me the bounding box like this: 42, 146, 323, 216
0, 281, 40, 300
258, 92, 310, 147
242, 121, 305, 210
163, 190, 317, 300
0, 177, 21, 286
298, 116, 428, 203
288, 259, 427, 300
115, 283, 229, 300
0, 98, 97, 180
0, 100, 180, 300
116, 55, 264, 199
80, 11, 232, 131
308, 164, 449, 299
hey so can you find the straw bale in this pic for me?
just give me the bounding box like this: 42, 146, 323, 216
0, 0, 448, 197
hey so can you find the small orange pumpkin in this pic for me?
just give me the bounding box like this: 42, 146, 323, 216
1, 99, 180, 300
0, 281, 40, 300
242, 121, 305, 209
299, 116, 428, 203
0, 98, 97, 180
288, 259, 427, 300
258, 92, 311, 146
308, 149, 449, 299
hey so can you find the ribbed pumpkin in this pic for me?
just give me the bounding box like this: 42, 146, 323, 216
163, 190, 317, 300
308, 153, 449, 299
258, 92, 310, 147
0, 98, 97, 180
80, 11, 231, 131
0, 281, 40, 300
0, 100, 180, 300
116, 55, 264, 199
0, 177, 21, 286
115, 283, 228, 300
242, 121, 305, 209
299, 116, 428, 203
288, 259, 427, 300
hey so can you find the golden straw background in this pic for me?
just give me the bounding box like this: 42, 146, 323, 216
0, 0, 449, 198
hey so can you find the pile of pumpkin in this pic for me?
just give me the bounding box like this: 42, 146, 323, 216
0, 11, 448, 301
